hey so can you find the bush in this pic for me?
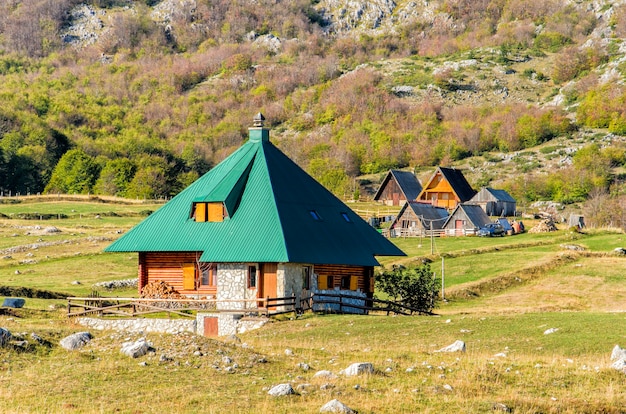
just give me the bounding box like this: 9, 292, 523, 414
375, 264, 439, 314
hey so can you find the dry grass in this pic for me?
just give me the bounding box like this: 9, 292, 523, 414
1, 202, 626, 413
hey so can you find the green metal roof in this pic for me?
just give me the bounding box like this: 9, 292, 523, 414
106, 124, 405, 266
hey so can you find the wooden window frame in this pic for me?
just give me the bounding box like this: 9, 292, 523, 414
248, 265, 257, 288
200, 264, 216, 287
302, 266, 311, 290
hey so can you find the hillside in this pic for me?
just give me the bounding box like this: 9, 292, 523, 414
1, 0, 626, 223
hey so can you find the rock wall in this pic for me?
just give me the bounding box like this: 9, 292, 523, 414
216, 264, 247, 310
77, 317, 196, 334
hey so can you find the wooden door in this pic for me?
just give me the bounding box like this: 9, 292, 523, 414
455, 220, 463, 236
203, 317, 218, 337
259, 263, 277, 309
392, 192, 400, 206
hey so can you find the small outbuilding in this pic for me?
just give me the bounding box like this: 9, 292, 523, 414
442, 204, 492, 236
373, 170, 422, 206
468, 187, 516, 217
389, 202, 449, 237
416, 167, 476, 210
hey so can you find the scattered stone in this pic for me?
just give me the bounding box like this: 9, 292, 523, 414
443, 384, 454, 391
160, 354, 173, 363
320, 383, 334, 390
138, 361, 148, 367
120, 338, 153, 358
313, 370, 337, 379
267, 383, 296, 396
285, 348, 294, 356
14, 270, 21, 275
93, 278, 137, 290
613, 247, 626, 255
543, 328, 559, 335
222, 356, 233, 365
406, 367, 415, 373
71, 280, 82, 285
296, 383, 310, 391
320, 399, 355, 413
435, 340, 466, 353
611, 345, 626, 361
385, 367, 393, 373
611, 345, 626, 374
342, 362, 374, 376
493, 402, 512, 412
560, 244, 585, 251
2, 298, 25, 308
297, 362, 311, 371
60, 332, 92, 350
494, 352, 507, 358
0, 328, 12, 347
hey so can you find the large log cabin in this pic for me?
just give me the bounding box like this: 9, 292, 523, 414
106, 114, 405, 334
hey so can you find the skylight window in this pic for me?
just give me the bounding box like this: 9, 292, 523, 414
309, 210, 322, 221
341, 212, 351, 222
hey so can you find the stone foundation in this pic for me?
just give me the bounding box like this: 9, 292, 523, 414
77, 317, 196, 334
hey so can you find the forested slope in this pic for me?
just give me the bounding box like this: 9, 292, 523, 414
0, 0, 626, 219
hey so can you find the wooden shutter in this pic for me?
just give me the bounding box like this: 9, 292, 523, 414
183, 263, 195, 290
208, 202, 224, 222
195, 203, 207, 222
350, 276, 358, 290
317, 275, 327, 290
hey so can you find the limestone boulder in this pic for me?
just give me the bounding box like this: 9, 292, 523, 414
60, 332, 92, 350
320, 399, 355, 413
267, 383, 296, 396
435, 340, 466, 353
0, 327, 11, 347
121, 338, 153, 358
342, 362, 374, 376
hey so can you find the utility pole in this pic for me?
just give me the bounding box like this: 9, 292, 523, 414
430, 220, 434, 255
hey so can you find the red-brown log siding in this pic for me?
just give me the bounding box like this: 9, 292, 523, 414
314, 264, 374, 293
138, 252, 217, 296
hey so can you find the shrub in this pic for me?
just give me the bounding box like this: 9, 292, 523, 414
375, 263, 439, 314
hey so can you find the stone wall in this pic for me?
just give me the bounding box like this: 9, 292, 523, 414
216, 264, 247, 310
77, 317, 196, 334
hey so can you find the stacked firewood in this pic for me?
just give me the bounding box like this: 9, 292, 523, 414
140, 280, 185, 299
528, 218, 558, 233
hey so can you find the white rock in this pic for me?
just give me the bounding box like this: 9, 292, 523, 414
611, 358, 626, 373
121, 338, 152, 358
313, 370, 337, 379
342, 362, 374, 376
610, 345, 626, 361
267, 383, 296, 396
60, 332, 92, 350
543, 328, 559, 335
319, 399, 355, 413
435, 340, 466, 353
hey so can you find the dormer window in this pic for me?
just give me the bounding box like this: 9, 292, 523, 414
192, 202, 226, 222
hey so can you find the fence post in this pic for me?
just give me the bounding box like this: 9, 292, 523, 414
339, 293, 343, 313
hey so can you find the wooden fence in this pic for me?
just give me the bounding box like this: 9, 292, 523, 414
67, 296, 297, 318
67, 292, 431, 319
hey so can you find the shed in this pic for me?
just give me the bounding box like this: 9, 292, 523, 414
105, 114, 405, 335
442, 204, 492, 236
416, 167, 476, 210
468, 187, 516, 217
373, 170, 422, 206
389, 202, 449, 237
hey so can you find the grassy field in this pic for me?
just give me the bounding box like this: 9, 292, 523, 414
0, 199, 625, 413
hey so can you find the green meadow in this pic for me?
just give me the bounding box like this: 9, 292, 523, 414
0, 199, 625, 413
